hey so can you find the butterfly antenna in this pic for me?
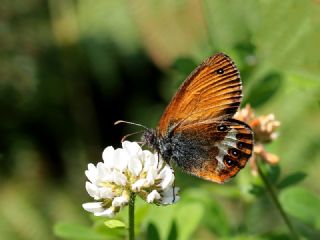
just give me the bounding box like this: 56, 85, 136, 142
114, 120, 148, 130
121, 130, 144, 142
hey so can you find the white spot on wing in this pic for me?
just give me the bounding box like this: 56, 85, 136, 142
214, 128, 238, 171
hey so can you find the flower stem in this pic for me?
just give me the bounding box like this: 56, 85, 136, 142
201, 0, 214, 50
257, 161, 300, 240
128, 193, 135, 240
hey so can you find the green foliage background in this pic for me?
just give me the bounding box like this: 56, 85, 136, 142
1, 0, 320, 239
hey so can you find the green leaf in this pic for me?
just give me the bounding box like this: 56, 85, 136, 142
245, 72, 283, 107
104, 220, 126, 229
267, 164, 281, 184
92, 218, 125, 239
277, 172, 307, 189
145, 198, 204, 240
183, 188, 231, 236
168, 221, 178, 240
146, 223, 160, 240
246, 195, 280, 234
249, 184, 265, 196
279, 187, 320, 226
53, 223, 106, 240
172, 57, 197, 76
145, 204, 177, 240
175, 202, 204, 240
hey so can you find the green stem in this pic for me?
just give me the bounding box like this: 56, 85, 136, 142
257, 161, 300, 240
201, 0, 214, 50
128, 193, 135, 240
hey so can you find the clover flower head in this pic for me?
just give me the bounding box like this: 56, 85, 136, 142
252, 113, 280, 143
234, 104, 256, 124
235, 104, 281, 175
235, 104, 280, 143
82, 141, 179, 217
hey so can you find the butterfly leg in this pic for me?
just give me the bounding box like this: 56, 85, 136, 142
172, 175, 176, 203
136, 141, 145, 146
157, 152, 160, 168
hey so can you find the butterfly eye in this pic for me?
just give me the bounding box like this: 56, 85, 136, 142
216, 68, 224, 74
217, 125, 229, 132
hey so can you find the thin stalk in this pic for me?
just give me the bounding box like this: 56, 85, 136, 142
257, 161, 300, 240
128, 193, 136, 240
201, 0, 214, 50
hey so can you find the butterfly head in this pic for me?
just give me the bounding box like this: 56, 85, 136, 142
141, 128, 158, 149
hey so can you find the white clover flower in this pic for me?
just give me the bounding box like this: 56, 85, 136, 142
82, 141, 180, 217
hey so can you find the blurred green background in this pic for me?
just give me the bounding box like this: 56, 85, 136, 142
1, 0, 320, 239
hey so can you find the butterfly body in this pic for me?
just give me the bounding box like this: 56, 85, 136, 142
142, 53, 254, 183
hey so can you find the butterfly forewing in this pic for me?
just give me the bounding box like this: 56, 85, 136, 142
158, 53, 242, 136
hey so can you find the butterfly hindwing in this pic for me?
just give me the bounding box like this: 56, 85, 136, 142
170, 119, 253, 183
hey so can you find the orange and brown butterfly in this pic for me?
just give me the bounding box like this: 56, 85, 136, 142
119, 53, 254, 183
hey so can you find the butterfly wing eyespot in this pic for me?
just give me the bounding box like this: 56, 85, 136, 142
229, 148, 240, 158
237, 141, 251, 151
216, 68, 224, 74
158, 53, 242, 136
217, 125, 229, 132
224, 157, 237, 167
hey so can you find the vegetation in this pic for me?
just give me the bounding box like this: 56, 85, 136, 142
1, 1, 320, 239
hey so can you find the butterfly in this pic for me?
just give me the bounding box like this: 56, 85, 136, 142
118, 53, 254, 183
